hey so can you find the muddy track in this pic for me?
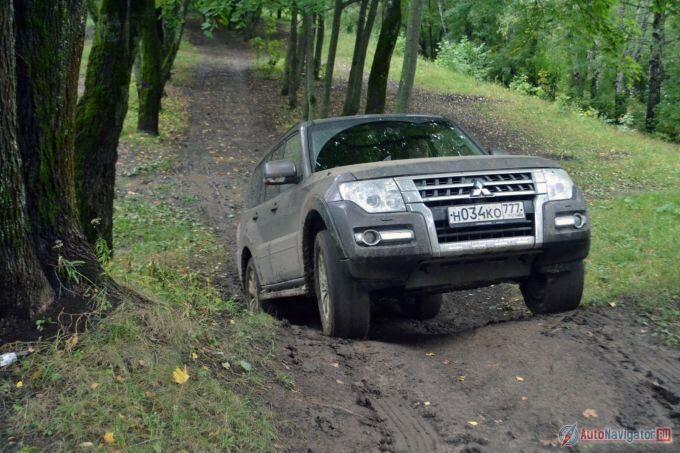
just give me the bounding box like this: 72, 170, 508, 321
175, 26, 680, 452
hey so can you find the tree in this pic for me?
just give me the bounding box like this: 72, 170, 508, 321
320, 0, 352, 117
365, 0, 401, 114
4, 0, 116, 321
75, 0, 144, 249
645, 0, 668, 131
342, 0, 379, 115
0, 1, 53, 318
395, 0, 424, 112
137, 0, 163, 135
313, 12, 325, 80
303, 12, 316, 119
281, 2, 299, 105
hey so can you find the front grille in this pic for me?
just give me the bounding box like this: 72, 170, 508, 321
413, 171, 535, 202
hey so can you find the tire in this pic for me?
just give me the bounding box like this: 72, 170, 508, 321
401, 294, 444, 320
244, 259, 273, 314
314, 230, 370, 338
520, 261, 585, 314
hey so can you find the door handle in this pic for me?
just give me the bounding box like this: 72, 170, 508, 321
270, 203, 278, 213
252, 212, 259, 221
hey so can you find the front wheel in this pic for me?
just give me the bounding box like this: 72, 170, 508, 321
314, 230, 370, 338
520, 261, 585, 314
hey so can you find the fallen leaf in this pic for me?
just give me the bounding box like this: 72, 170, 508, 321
15, 381, 23, 389
426, 352, 435, 357
103, 432, 115, 445
172, 366, 190, 384
456, 375, 466, 382
191, 352, 198, 360
583, 408, 598, 419
90, 382, 99, 390
516, 376, 525, 382
65, 334, 79, 351
442, 360, 450, 365
521, 396, 528, 401
336, 379, 344, 384
609, 302, 617, 308
78, 441, 94, 449
424, 401, 431, 406
239, 360, 252, 372
221, 361, 231, 370
467, 421, 478, 427
330, 362, 340, 368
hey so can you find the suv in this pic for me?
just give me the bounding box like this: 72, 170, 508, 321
237, 115, 589, 338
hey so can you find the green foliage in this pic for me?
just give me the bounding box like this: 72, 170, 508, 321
434, 38, 490, 80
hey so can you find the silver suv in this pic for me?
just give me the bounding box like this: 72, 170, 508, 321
237, 115, 590, 338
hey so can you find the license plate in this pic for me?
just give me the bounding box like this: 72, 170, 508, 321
448, 202, 525, 226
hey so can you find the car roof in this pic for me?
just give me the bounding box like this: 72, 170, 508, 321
304, 113, 447, 128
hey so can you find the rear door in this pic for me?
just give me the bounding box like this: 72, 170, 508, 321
267, 132, 305, 284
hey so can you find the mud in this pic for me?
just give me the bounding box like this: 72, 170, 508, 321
134, 24, 680, 452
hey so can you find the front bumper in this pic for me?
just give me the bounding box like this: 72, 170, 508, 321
326, 174, 590, 293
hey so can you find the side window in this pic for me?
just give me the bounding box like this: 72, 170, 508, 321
264, 144, 284, 201
283, 133, 303, 175
246, 162, 264, 208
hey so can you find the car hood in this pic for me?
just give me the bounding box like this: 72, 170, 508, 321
327, 155, 560, 181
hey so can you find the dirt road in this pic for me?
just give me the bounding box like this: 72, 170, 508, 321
174, 27, 680, 452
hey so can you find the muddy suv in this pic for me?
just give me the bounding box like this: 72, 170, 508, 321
237, 115, 589, 338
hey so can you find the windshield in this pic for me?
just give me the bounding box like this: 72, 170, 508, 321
309, 120, 484, 172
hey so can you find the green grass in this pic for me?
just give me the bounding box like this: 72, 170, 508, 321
331, 31, 680, 339
2, 35, 283, 452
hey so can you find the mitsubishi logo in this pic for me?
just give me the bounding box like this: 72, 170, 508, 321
470, 178, 493, 197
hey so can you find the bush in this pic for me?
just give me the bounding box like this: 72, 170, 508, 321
394, 35, 406, 56
435, 38, 490, 80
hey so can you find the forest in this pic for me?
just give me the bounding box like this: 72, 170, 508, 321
1, 0, 679, 450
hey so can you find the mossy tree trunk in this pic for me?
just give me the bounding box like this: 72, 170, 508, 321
160, 0, 191, 85
281, 2, 298, 97
396, 0, 424, 112
365, 0, 401, 114
75, 0, 144, 249
0, 2, 53, 319
645, 2, 666, 132
313, 13, 324, 81
342, 0, 379, 116
137, 0, 163, 136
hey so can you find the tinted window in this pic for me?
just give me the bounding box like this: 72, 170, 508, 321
283, 133, 303, 174
246, 163, 264, 208
310, 120, 483, 172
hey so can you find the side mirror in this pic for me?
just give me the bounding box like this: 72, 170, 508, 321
490, 148, 510, 156
264, 160, 299, 185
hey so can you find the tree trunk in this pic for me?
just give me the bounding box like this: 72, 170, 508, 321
303, 13, 316, 120
281, 2, 298, 96
320, 0, 344, 117
137, 0, 163, 136
0, 1, 53, 319
291, 15, 308, 108
160, 0, 191, 85
645, 5, 666, 132
365, 0, 401, 114
342, 0, 379, 116
395, 0, 424, 112
87, 0, 101, 24
14, 1, 110, 293
313, 13, 325, 80
75, 0, 143, 250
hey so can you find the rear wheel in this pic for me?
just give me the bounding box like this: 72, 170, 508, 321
520, 261, 585, 314
314, 230, 370, 338
244, 259, 273, 314
401, 294, 444, 320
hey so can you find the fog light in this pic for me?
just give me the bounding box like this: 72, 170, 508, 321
555, 214, 587, 229
361, 229, 381, 246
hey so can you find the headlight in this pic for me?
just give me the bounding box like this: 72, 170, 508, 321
339, 178, 406, 213
544, 169, 574, 201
